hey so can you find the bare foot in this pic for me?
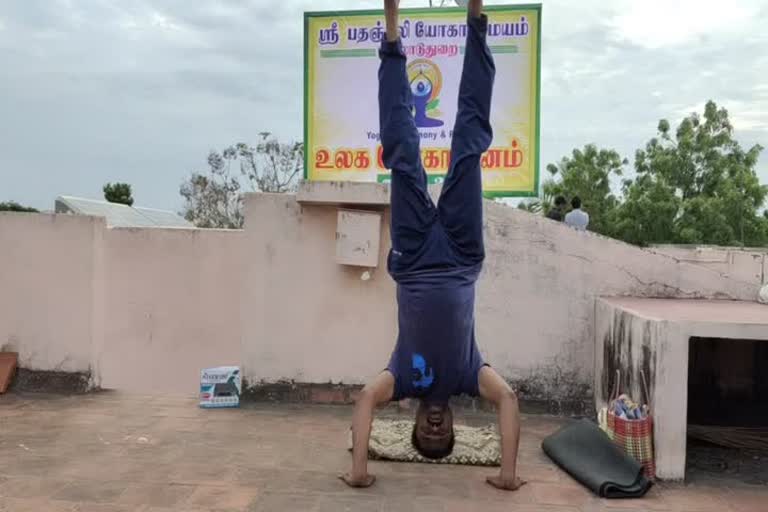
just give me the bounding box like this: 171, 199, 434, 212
469, 0, 483, 19
384, 0, 400, 42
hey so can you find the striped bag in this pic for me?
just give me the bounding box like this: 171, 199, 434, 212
604, 370, 656, 480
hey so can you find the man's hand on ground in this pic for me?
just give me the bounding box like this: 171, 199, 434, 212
339, 472, 377, 488
486, 474, 527, 491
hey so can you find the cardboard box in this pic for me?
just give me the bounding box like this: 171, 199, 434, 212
199, 366, 241, 408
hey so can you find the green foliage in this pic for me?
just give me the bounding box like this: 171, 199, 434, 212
103, 182, 134, 206
517, 188, 554, 215
517, 200, 542, 214
0, 201, 38, 213
613, 100, 766, 246
534, 101, 767, 247
609, 175, 679, 245
543, 144, 627, 236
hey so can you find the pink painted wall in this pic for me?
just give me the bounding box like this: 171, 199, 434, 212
0, 213, 101, 374
98, 227, 243, 394
241, 194, 397, 386
240, 190, 759, 405
650, 245, 767, 286
0, 187, 761, 402
0, 213, 242, 393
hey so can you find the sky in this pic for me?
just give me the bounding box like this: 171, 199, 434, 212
1, 0, 767, 211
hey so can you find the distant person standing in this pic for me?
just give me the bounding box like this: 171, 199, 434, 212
546, 196, 567, 222
564, 196, 589, 231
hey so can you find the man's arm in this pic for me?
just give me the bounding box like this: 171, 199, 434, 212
339, 370, 395, 488
478, 366, 526, 491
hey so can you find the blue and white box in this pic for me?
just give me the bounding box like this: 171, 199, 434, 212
199, 366, 241, 408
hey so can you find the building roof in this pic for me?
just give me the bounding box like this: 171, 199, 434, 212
55, 196, 193, 228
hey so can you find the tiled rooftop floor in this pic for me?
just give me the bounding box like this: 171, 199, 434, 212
0, 393, 765, 511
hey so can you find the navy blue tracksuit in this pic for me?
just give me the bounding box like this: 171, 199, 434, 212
381, 15, 496, 403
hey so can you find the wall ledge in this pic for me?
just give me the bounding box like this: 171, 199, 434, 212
296, 180, 391, 206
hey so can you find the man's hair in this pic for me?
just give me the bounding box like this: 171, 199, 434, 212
571, 196, 582, 209
411, 423, 455, 459
554, 195, 567, 206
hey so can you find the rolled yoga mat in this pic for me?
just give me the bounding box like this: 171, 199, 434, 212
542, 419, 653, 498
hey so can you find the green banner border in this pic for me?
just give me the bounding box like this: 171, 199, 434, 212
304, 4, 542, 198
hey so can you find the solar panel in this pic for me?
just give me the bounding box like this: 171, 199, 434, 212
55, 196, 193, 228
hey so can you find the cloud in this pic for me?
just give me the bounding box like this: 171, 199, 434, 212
608, 0, 763, 49
0, 0, 766, 211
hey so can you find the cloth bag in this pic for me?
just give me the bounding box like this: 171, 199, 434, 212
599, 370, 655, 480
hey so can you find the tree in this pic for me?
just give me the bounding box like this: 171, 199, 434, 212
543, 144, 628, 235
0, 201, 38, 213
517, 200, 542, 214
516, 188, 554, 215
180, 151, 244, 229
614, 101, 767, 246
103, 182, 134, 206
610, 174, 680, 246
180, 133, 303, 229
233, 133, 303, 194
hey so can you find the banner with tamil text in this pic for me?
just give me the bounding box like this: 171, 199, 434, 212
304, 6, 541, 197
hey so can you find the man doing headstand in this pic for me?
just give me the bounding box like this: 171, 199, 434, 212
341, 0, 525, 492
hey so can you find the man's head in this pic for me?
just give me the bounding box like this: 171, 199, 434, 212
571, 196, 582, 210
412, 401, 455, 459
554, 195, 567, 209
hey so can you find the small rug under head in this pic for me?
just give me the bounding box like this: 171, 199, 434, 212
347, 419, 501, 466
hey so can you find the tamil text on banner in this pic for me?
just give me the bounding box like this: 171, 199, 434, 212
304, 6, 541, 197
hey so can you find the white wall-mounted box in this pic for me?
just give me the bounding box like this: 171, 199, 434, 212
335, 209, 382, 268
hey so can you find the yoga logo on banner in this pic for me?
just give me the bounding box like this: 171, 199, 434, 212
304, 5, 542, 198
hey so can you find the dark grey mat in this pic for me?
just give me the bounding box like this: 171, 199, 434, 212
542, 419, 653, 498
